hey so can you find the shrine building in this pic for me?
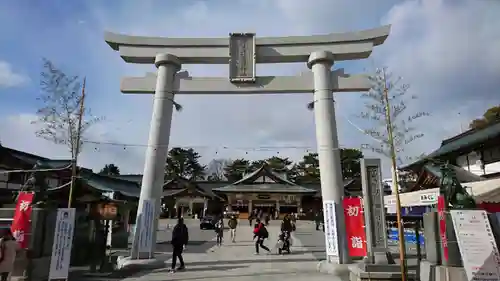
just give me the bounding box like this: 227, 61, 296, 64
212, 164, 317, 218
145, 163, 373, 219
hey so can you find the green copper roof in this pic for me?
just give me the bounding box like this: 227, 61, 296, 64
80, 171, 140, 197
403, 122, 500, 170
48, 170, 140, 198
111, 174, 143, 184
423, 163, 483, 183
214, 184, 316, 193
213, 164, 316, 193
429, 122, 500, 158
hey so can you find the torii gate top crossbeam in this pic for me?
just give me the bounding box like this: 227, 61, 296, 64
104, 25, 390, 64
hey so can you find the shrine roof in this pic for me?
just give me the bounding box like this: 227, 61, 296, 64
47, 170, 141, 198
1, 146, 140, 198
162, 177, 224, 200
0, 146, 48, 164
112, 174, 143, 184
213, 164, 315, 193
409, 163, 484, 192
232, 164, 297, 185
402, 122, 500, 171
0, 146, 72, 169
214, 183, 316, 193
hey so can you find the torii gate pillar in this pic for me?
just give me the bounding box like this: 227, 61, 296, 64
308, 51, 350, 265
130, 54, 180, 260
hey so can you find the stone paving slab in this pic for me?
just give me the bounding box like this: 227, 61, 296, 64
120, 221, 333, 281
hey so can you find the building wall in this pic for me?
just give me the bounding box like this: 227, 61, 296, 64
456, 146, 500, 177
0, 170, 23, 190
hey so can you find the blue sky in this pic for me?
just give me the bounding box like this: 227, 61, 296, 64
1, 0, 499, 177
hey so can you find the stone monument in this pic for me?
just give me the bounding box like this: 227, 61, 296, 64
105, 26, 391, 274
360, 158, 392, 264
348, 158, 412, 281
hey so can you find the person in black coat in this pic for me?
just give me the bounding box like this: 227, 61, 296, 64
170, 217, 189, 272
314, 212, 323, 231
281, 215, 293, 233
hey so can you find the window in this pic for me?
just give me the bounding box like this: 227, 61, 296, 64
8, 172, 25, 184
0, 170, 7, 182
483, 146, 500, 165
46, 178, 59, 188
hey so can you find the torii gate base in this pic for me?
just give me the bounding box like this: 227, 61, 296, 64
107, 27, 391, 278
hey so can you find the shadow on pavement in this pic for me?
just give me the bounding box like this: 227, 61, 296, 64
69, 266, 157, 281
188, 257, 317, 266
155, 264, 249, 273
71, 241, 218, 280
151, 269, 321, 281
154, 241, 218, 254
292, 229, 326, 260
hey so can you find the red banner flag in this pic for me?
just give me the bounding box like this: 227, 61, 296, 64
11, 192, 34, 248
437, 195, 449, 262
343, 197, 367, 257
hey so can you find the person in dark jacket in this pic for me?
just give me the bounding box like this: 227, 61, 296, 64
281, 215, 293, 233
314, 212, 323, 231
170, 218, 189, 273
253, 219, 270, 255
214, 218, 224, 246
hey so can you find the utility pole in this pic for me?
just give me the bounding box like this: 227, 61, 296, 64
458, 112, 465, 133
382, 69, 407, 281
67, 77, 86, 208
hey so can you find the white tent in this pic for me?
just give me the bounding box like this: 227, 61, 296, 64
384, 177, 500, 207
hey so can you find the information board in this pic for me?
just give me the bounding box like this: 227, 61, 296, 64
48, 208, 76, 280
322, 200, 339, 257
450, 210, 500, 280
137, 199, 155, 256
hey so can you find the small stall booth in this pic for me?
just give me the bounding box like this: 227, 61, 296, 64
384, 177, 500, 245
384, 177, 500, 212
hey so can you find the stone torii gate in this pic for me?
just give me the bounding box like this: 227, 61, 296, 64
105, 26, 390, 268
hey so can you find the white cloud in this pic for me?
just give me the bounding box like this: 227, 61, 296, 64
0, 61, 29, 88
1, 0, 499, 176
374, 0, 500, 161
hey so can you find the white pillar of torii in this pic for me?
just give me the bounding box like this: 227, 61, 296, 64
105, 26, 391, 270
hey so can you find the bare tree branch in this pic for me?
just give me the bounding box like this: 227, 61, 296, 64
31, 58, 104, 158
360, 67, 429, 167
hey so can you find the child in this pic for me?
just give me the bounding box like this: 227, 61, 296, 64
215, 218, 224, 246
277, 231, 291, 255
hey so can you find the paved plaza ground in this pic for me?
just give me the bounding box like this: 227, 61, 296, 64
119, 219, 332, 281
72, 219, 420, 280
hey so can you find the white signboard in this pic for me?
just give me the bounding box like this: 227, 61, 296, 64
48, 208, 76, 280
419, 193, 437, 204
322, 200, 339, 257
450, 210, 500, 280
137, 199, 155, 256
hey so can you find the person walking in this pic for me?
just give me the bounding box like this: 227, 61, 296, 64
248, 213, 254, 226
0, 229, 19, 281
228, 215, 238, 243
314, 211, 323, 231
170, 217, 189, 273
281, 215, 293, 233
253, 219, 270, 255
215, 217, 224, 246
